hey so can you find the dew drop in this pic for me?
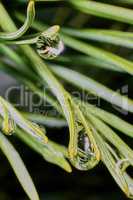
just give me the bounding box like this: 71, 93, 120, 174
36, 26, 64, 60
70, 127, 99, 171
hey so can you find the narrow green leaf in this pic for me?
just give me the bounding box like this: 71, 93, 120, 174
75, 99, 133, 138
86, 114, 133, 166
63, 28, 133, 49
51, 64, 133, 113
93, 130, 130, 197
15, 128, 72, 173
0, 131, 39, 200
88, 116, 133, 197
57, 55, 123, 72
70, 0, 133, 24
61, 34, 133, 75
22, 112, 67, 128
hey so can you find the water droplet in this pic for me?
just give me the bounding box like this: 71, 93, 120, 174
70, 127, 99, 171
36, 26, 64, 60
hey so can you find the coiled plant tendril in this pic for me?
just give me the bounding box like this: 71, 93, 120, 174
0, 0, 35, 41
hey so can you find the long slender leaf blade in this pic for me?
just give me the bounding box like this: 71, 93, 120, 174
51, 64, 133, 112
61, 34, 133, 75
62, 28, 133, 49
70, 0, 133, 24
0, 131, 39, 200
